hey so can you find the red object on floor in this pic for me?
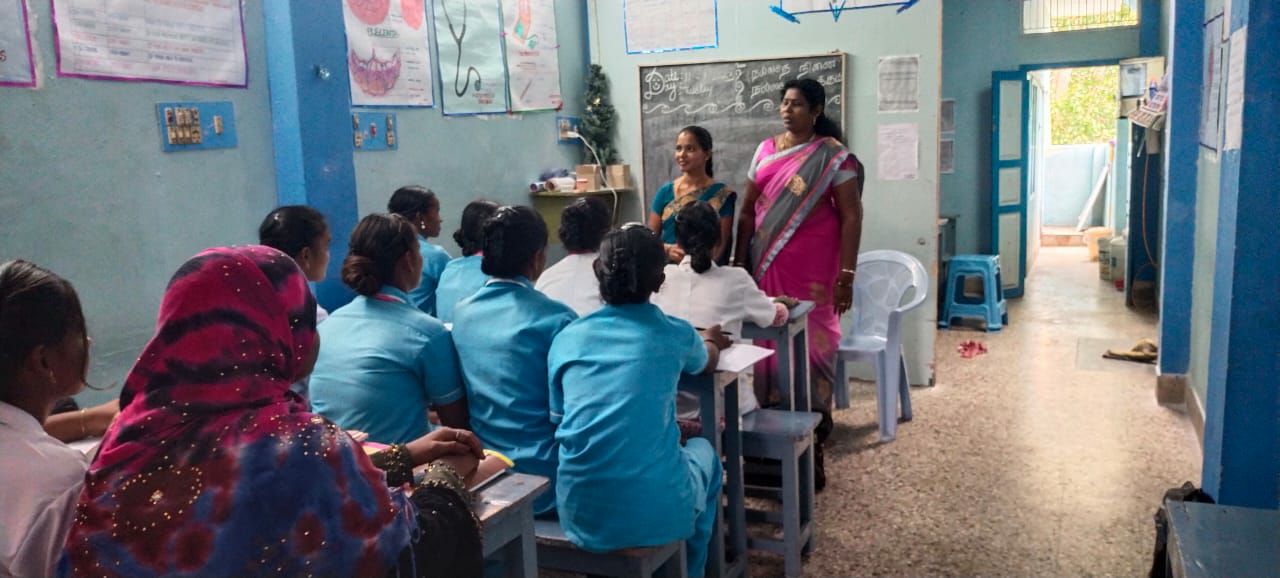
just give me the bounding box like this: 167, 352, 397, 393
958, 340, 988, 359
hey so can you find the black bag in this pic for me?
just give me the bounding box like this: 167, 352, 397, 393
1149, 482, 1214, 578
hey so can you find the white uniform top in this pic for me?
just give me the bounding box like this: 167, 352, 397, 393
0, 401, 89, 578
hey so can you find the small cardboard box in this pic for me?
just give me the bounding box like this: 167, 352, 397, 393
606, 164, 631, 189
575, 164, 601, 191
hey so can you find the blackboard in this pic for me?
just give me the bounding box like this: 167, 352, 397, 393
638, 53, 845, 208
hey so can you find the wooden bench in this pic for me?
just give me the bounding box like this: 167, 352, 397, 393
534, 518, 688, 577
1166, 501, 1279, 578
473, 472, 549, 578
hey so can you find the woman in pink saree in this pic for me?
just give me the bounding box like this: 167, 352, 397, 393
734, 79, 863, 486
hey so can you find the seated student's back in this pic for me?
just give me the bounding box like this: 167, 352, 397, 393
536, 197, 609, 316
549, 225, 730, 578
653, 201, 788, 418
452, 206, 576, 514
309, 213, 467, 444
436, 200, 499, 323
0, 261, 93, 578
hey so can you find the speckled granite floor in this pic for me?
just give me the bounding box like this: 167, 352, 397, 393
748, 246, 1202, 577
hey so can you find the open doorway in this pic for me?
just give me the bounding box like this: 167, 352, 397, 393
1034, 66, 1120, 254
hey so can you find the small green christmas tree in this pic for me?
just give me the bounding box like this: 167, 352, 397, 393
580, 64, 619, 165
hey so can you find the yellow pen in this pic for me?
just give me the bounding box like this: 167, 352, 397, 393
483, 449, 515, 468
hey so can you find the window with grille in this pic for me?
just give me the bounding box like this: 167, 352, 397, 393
1023, 0, 1140, 34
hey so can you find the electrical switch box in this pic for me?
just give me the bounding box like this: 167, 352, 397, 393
352, 111, 398, 152
156, 101, 237, 152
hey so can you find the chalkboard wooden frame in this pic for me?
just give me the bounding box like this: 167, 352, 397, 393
637, 51, 847, 215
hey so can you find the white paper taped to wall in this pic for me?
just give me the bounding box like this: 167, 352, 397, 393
878, 123, 919, 181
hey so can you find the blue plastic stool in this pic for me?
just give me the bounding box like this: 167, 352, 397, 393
939, 255, 1008, 331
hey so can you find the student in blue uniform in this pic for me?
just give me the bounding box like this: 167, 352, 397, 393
258, 205, 332, 323
452, 205, 576, 515
435, 200, 498, 324
388, 186, 451, 315
309, 213, 468, 444
548, 224, 731, 578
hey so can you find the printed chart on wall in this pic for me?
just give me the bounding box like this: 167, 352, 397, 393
501, 0, 560, 111
624, 0, 717, 54
878, 55, 919, 113
52, 0, 247, 87
345, 0, 434, 107
434, 0, 508, 115
1200, 13, 1224, 151
0, 0, 35, 87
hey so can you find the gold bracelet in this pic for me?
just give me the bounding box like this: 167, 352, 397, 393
79, 408, 88, 438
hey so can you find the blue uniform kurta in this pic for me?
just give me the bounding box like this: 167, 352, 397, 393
452, 277, 577, 514
548, 303, 723, 577
309, 286, 465, 444
435, 255, 488, 324
408, 238, 451, 316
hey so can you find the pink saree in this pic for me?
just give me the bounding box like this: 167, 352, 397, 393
746, 136, 857, 406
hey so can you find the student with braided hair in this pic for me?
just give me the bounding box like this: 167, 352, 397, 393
547, 224, 730, 578
452, 205, 576, 515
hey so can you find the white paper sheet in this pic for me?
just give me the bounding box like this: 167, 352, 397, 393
878, 123, 919, 181
345, 0, 434, 107
1120, 62, 1147, 98
1223, 27, 1246, 151
1200, 14, 1224, 150
502, 0, 561, 111
940, 138, 955, 174
0, 0, 35, 86
52, 0, 247, 86
624, 0, 717, 54
940, 98, 956, 133
877, 55, 919, 113
69, 437, 101, 455
716, 344, 774, 374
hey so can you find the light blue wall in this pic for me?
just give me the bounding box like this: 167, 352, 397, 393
1043, 144, 1108, 226
0, 2, 275, 405
1188, 0, 1223, 416
942, 0, 1143, 254
588, 0, 942, 385
354, 1, 590, 257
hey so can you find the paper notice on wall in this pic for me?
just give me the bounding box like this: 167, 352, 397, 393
52, 0, 247, 87
940, 138, 955, 174
1223, 26, 1246, 151
502, 0, 561, 111
625, 0, 717, 54
878, 123, 918, 181
345, 0, 434, 107
940, 98, 956, 133
435, 0, 509, 115
878, 55, 919, 113
0, 0, 35, 86
1200, 14, 1224, 151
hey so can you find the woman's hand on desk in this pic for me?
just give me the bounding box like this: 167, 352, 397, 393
406, 427, 485, 467
699, 325, 732, 350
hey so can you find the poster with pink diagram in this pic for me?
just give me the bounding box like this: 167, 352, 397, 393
345, 0, 434, 107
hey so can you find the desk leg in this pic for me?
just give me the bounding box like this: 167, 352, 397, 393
696, 375, 725, 578
793, 327, 811, 413
778, 336, 795, 411
502, 509, 536, 578
723, 378, 747, 575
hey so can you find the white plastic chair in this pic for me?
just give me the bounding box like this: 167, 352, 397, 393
834, 250, 929, 442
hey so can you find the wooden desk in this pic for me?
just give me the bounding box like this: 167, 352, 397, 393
679, 369, 751, 578
742, 301, 815, 412
473, 472, 550, 578
1166, 501, 1279, 578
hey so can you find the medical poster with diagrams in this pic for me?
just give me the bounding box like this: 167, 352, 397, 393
0, 0, 35, 86
501, 0, 561, 111
345, 0, 434, 107
434, 0, 508, 115
52, 0, 247, 87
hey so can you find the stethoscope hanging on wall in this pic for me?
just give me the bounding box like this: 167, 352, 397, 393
440, 0, 482, 97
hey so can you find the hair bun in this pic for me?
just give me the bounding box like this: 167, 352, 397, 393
341, 255, 381, 296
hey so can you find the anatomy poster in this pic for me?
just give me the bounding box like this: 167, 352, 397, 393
502, 0, 561, 111
434, 0, 508, 115
345, 0, 434, 107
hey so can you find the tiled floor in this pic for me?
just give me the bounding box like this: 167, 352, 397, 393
753, 246, 1201, 576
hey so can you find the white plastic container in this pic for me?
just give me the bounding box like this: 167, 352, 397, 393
1110, 237, 1128, 286
1085, 227, 1113, 261
1098, 237, 1114, 280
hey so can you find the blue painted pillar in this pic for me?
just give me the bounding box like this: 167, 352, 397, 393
1157, 0, 1202, 377
264, 0, 358, 310
1140, 0, 1163, 56
1201, 0, 1280, 509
